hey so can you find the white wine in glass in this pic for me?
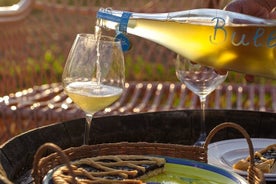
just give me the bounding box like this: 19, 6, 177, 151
175, 55, 228, 146
62, 33, 125, 145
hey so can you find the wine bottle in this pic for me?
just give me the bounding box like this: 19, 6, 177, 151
97, 8, 276, 79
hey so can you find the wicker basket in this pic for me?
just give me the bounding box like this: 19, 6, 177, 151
31, 122, 265, 184
0, 164, 12, 184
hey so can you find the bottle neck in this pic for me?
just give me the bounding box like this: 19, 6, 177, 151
96, 9, 172, 34
97, 9, 132, 33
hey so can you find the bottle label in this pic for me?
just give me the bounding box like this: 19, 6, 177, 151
115, 32, 131, 52
119, 12, 132, 33
209, 17, 276, 48
97, 11, 122, 23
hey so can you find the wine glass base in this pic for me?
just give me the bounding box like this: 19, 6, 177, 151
193, 133, 206, 147
193, 140, 205, 147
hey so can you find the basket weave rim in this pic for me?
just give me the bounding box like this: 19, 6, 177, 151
31, 122, 265, 184
32, 141, 206, 183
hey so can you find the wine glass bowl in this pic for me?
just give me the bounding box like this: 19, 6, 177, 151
62, 33, 125, 144
176, 62, 228, 99
175, 55, 228, 146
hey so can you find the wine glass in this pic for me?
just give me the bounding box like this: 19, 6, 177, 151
175, 55, 228, 146
62, 33, 125, 145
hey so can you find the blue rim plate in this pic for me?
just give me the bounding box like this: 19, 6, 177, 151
144, 157, 247, 184
43, 156, 247, 184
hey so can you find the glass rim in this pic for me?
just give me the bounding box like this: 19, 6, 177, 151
76, 33, 119, 43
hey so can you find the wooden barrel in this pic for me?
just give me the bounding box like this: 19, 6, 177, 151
0, 109, 275, 183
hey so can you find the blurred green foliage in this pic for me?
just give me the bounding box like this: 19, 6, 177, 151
19, 48, 274, 86
125, 55, 177, 81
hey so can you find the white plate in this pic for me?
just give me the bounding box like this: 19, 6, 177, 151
208, 138, 276, 181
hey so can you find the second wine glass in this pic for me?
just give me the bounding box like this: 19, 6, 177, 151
175, 55, 228, 146
62, 33, 125, 145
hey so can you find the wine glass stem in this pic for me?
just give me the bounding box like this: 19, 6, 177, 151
199, 96, 207, 141
84, 114, 93, 145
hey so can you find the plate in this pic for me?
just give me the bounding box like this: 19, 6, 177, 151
208, 138, 276, 181
145, 157, 247, 183
44, 157, 247, 184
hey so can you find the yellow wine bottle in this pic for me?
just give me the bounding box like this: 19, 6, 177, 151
97, 8, 276, 79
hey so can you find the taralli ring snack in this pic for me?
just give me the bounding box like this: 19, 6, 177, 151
233, 144, 276, 173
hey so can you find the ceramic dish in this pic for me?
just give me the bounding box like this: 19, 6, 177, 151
208, 138, 276, 181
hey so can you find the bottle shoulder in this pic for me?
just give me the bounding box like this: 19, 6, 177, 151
167, 9, 274, 25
